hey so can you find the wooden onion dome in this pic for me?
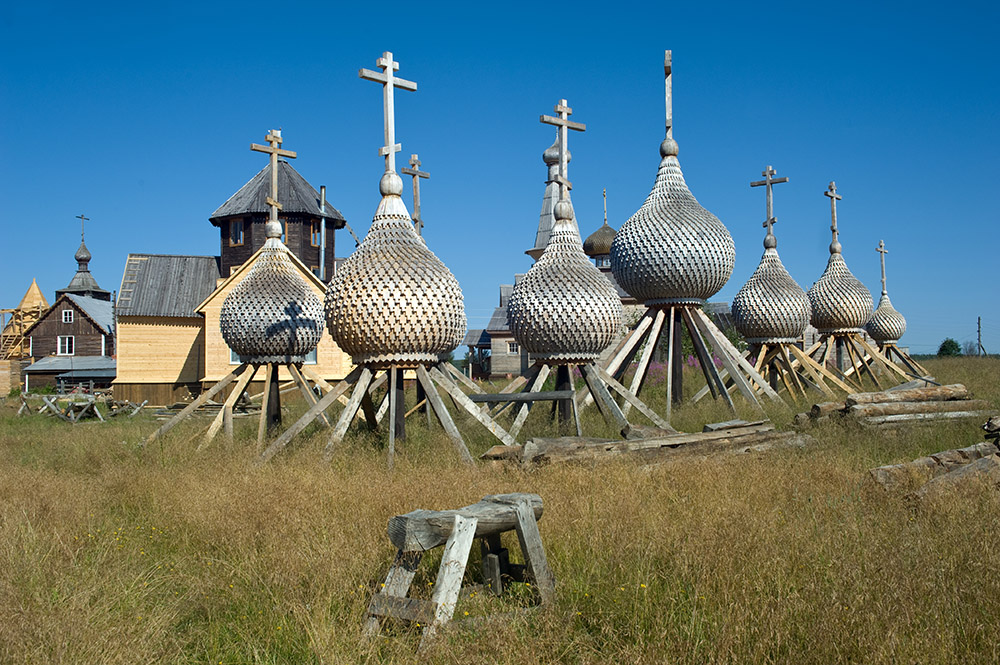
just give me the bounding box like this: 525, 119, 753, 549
866, 240, 906, 343
508, 197, 622, 362
609, 135, 735, 305
732, 225, 810, 344
806, 183, 872, 334
583, 219, 616, 259
219, 220, 325, 364
324, 171, 466, 368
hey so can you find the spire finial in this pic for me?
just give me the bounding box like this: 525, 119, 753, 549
359, 51, 417, 174
664, 50, 672, 139
540, 98, 586, 203
250, 129, 297, 238
750, 165, 789, 249
603, 188, 608, 226
877, 239, 889, 295
825, 181, 843, 254
75, 213, 89, 243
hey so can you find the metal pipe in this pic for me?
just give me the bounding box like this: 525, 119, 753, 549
319, 185, 327, 281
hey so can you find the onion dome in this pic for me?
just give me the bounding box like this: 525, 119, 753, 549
732, 230, 811, 344
324, 172, 466, 367
508, 197, 622, 362
583, 220, 616, 258
867, 293, 906, 343
806, 182, 873, 333
220, 219, 325, 364
610, 137, 735, 305
75, 241, 92, 267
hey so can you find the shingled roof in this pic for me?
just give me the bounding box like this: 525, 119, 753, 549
116, 254, 221, 318
209, 160, 346, 226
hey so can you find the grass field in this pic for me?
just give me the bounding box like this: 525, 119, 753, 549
2, 357, 999, 664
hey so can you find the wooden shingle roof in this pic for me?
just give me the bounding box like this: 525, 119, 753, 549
116, 254, 221, 318
209, 160, 346, 226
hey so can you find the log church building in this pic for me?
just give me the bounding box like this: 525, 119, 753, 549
113, 139, 353, 405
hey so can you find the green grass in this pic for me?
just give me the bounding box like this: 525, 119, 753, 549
1, 357, 999, 663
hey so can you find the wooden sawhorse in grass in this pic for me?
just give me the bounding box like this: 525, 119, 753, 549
364, 493, 555, 650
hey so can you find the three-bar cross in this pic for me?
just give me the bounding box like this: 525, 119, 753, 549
825, 181, 842, 247
360, 51, 417, 173
540, 99, 586, 200
400, 153, 430, 236
251, 130, 297, 223
876, 239, 889, 294
664, 50, 672, 139
750, 165, 789, 237
75, 213, 90, 243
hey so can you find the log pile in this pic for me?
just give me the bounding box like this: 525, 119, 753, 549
792, 383, 993, 428
482, 420, 817, 466
870, 438, 1000, 501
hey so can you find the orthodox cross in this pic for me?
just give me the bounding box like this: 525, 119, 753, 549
360, 51, 417, 173
825, 181, 842, 248
750, 165, 789, 236
664, 50, 672, 139
540, 99, 586, 200
75, 213, 90, 243
603, 188, 607, 225
400, 153, 430, 236
250, 130, 297, 223
877, 239, 889, 294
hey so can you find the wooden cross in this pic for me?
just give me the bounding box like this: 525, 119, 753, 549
360, 51, 417, 173
75, 213, 89, 243
664, 50, 673, 139
400, 153, 430, 235
603, 188, 607, 225
825, 181, 842, 248
540, 99, 586, 200
251, 130, 297, 223
750, 165, 789, 236
877, 239, 888, 294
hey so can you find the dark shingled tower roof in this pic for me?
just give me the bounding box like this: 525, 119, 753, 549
209, 160, 346, 226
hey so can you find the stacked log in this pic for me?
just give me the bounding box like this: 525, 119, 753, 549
793, 384, 993, 428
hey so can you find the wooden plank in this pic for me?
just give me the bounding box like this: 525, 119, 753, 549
258, 366, 363, 462
785, 344, 837, 398
580, 307, 656, 410
491, 366, 538, 418
845, 336, 882, 390
417, 364, 474, 465
323, 367, 373, 460
589, 363, 672, 431
702, 419, 766, 432
146, 363, 248, 444
787, 343, 854, 394
623, 308, 666, 416
469, 390, 574, 403
387, 493, 544, 552
289, 364, 330, 428
682, 308, 732, 407
363, 549, 422, 637
849, 399, 989, 418
692, 308, 781, 402
860, 410, 993, 426
443, 361, 485, 394
420, 514, 478, 648
509, 364, 550, 439
205, 364, 257, 444
665, 305, 675, 418
368, 594, 434, 624
428, 366, 516, 446
513, 498, 555, 605
387, 366, 398, 469
580, 363, 630, 436
856, 336, 912, 383
777, 345, 806, 398
256, 363, 273, 448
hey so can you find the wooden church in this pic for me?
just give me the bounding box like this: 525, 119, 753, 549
114, 133, 353, 405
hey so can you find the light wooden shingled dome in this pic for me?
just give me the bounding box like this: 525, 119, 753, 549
324, 172, 466, 368
732, 236, 811, 344
508, 198, 622, 362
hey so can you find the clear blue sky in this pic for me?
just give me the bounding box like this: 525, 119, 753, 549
2, 1, 997, 354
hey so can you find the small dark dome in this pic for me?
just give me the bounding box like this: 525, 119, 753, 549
542, 140, 570, 166
75, 241, 92, 264
583, 221, 616, 258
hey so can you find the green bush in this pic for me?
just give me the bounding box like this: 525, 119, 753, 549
937, 338, 962, 357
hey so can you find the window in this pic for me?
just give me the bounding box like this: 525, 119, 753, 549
58, 336, 75, 356
508, 342, 519, 354
62, 309, 73, 323
310, 220, 321, 247
230, 347, 241, 364
303, 348, 317, 365
279, 218, 287, 244
311, 266, 321, 278
229, 219, 245, 246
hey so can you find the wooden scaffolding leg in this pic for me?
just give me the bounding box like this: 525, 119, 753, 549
500, 363, 542, 420
429, 365, 517, 446
258, 366, 364, 462
146, 363, 249, 445
256, 363, 274, 449
580, 363, 630, 437
509, 364, 550, 439
363, 550, 423, 637
664, 306, 675, 419
555, 365, 573, 434
671, 307, 684, 405
589, 364, 673, 431
692, 308, 782, 403
323, 367, 374, 461
289, 363, 330, 428
579, 307, 657, 411
205, 364, 259, 445
419, 515, 478, 650
416, 365, 474, 465
513, 498, 556, 605
387, 366, 399, 470
623, 308, 666, 417
856, 336, 912, 383
682, 308, 733, 410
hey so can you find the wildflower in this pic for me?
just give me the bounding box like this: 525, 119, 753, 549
463, 611, 469, 616
640, 584, 646, 589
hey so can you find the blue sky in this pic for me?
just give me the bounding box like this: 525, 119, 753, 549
2, 1, 997, 354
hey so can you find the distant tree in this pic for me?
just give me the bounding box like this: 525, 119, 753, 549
963, 340, 979, 356
937, 338, 962, 357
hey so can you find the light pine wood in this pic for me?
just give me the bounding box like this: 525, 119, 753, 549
363, 550, 422, 636
146, 363, 248, 445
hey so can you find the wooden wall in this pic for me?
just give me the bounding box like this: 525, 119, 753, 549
29, 299, 112, 359
218, 215, 337, 280
114, 316, 204, 384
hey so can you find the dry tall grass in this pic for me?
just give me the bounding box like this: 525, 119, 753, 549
1, 357, 999, 664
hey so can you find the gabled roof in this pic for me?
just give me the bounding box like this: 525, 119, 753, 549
64, 294, 114, 334
17, 279, 48, 311
209, 160, 346, 225
462, 329, 490, 347
25, 356, 116, 373
116, 255, 221, 318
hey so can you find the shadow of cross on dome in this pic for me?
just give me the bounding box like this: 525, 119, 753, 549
265, 300, 323, 356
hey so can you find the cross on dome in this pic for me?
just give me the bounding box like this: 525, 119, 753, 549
825, 181, 843, 254
360, 51, 417, 174
250, 130, 297, 237
664, 50, 673, 138
540, 99, 586, 200
75, 213, 89, 243
877, 239, 889, 294
750, 165, 788, 241
400, 153, 430, 235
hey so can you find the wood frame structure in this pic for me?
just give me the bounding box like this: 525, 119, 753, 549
805, 332, 913, 392
878, 341, 929, 378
